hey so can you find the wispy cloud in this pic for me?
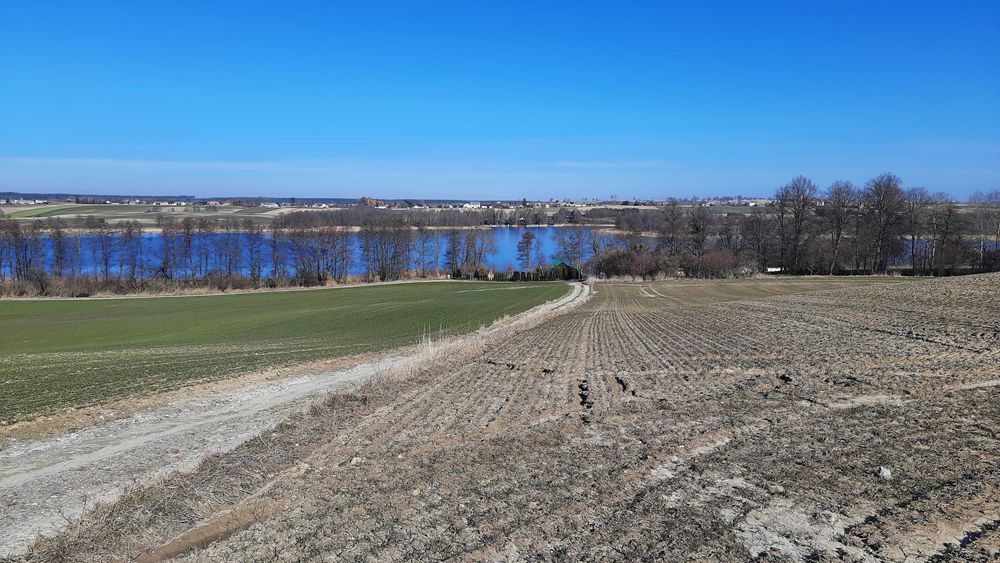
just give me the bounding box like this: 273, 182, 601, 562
0, 157, 288, 172
0, 156, 673, 199
552, 160, 660, 169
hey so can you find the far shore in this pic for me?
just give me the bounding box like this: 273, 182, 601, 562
0, 222, 615, 235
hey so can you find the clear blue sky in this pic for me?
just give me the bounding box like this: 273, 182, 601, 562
1, 1, 998, 200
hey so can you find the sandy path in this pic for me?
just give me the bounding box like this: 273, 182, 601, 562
0, 282, 587, 557
0, 355, 409, 556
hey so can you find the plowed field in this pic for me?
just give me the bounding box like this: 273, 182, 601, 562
15, 275, 1000, 562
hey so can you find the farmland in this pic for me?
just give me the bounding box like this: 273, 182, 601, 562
16, 274, 999, 561
1, 203, 281, 227
0, 281, 569, 423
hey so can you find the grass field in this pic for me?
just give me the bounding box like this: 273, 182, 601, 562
0, 281, 570, 422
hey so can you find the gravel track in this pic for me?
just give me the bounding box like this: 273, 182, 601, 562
0, 355, 412, 556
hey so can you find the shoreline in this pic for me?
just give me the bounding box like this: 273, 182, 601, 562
0, 222, 615, 235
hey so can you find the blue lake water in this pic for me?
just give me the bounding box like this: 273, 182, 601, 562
10, 226, 602, 278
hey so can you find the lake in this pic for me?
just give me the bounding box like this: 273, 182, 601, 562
7, 226, 604, 278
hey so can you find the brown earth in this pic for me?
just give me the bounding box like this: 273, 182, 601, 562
11, 275, 1000, 562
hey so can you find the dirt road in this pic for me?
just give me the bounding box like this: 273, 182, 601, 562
0, 282, 589, 557
0, 355, 412, 555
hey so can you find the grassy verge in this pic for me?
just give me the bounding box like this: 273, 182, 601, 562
0, 281, 569, 422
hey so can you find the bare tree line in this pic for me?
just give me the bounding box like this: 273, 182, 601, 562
0, 214, 535, 295
2, 173, 997, 293
0, 216, 356, 296
275, 205, 595, 229
592, 174, 1000, 279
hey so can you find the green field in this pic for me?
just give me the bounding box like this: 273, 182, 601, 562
0, 282, 569, 422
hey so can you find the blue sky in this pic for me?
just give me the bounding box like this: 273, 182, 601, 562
1, 1, 997, 200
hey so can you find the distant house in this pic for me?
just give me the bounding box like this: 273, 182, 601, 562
549, 260, 581, 280
766, 267, 782, 273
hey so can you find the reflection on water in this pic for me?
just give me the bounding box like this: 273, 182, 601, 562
19, 226, 605, 277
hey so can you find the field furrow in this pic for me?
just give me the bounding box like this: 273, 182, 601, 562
13, 275, 999, 562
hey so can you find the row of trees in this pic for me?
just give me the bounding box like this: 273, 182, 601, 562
276, 206, 590, 229
0, 214, 555, 295
0, 216, 357, 295
593, 174, 1000, 279
3, 173, 998, 293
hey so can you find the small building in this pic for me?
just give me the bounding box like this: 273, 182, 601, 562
549, 260, 581, 280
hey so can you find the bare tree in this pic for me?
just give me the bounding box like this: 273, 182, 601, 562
824, 180, 857, 274
717, 214, 743, 258
415, 225, 431, 277
741, 206, 774, 273
903, 187, 932, 275
927, 200, 968, 274
687, 206, 714, 277
862, 173, 906, 274
360, 217, 412, 281
96, 223, 114, 282
775, 176, 818, 273
180, 217, 196, 279
245, 219, 265, 285
558, 226, 586, 267
517, 231, 536, 270
118, 220, 142, 284
196, 218, 214, 278
50, 218, 66, 278
533, 235, 547, 271
969, 190, 1000, 272
657, 200, 685, 255
269, 224, 286, 283
445, 230, 462, 274
156, 216, 178, 280
430, 230, 443, 276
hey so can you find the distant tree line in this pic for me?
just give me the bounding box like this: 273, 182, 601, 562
275, 205, 601, 228
589, 174, 1000, 279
